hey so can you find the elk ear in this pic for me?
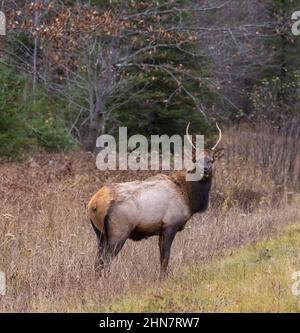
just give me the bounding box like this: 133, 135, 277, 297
213, 148, 224, 160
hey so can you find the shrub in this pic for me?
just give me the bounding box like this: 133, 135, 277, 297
0, 66, 74, 158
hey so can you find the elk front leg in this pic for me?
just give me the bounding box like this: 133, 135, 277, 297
159, 228, 177, 280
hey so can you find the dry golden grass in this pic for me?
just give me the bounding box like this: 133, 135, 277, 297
0, 123, 299, 312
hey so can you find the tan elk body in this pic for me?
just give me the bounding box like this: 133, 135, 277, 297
88, 124, 224, 278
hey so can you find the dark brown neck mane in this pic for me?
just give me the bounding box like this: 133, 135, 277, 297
170, 171, 212, 214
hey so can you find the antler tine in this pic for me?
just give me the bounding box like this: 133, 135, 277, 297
186, 122, 196, 150
211, 122, 222, 151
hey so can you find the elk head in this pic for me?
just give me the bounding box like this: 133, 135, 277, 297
186, 122, 224, 179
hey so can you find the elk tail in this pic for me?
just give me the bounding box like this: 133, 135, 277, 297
87, 186, 114, 239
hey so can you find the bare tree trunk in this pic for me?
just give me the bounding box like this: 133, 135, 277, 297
83, 38, 119, 151
84, 96, 105, 151
32, 1, 39, 101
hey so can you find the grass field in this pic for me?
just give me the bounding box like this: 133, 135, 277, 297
104, 221, 300, 312
0, 126, 300, 312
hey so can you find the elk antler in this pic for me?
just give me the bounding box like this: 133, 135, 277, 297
211, 122, 222, 151
186, 122, 196, 150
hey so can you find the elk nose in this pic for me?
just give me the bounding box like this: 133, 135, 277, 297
204, 167, 209, 173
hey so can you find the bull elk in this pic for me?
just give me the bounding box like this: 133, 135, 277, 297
87, 124, 224, 279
